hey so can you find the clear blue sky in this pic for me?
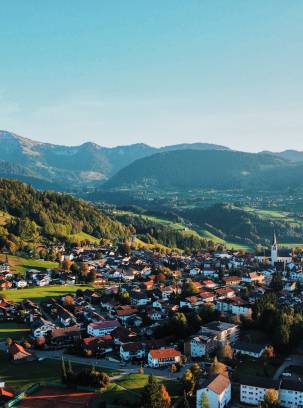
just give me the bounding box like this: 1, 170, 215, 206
1, 0, 303, 151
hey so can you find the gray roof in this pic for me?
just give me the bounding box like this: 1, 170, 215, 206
234, 341, 266, 353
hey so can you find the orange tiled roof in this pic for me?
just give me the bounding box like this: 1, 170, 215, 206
150, 348, 181, 359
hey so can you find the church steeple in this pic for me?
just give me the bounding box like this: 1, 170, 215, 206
271, 231, 278, 265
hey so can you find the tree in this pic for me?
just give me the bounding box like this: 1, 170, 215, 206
182, 279, 199, 297
160, 384, 171, 408
119, 290, 130, 305
87, 269, 96, 283
200, 392, 210, 408
6, 337, 13, 347
118, 241, 131, 256
183, 392, 190, 408
209, 356, 227, 376
270, 272, 283, 292
62, 258, 72, 272
141, 375, 171, 408
23, 340, 31, 349
171, 312, 188, 338
71, 262, 80, 274
61, 357, 67, 380
220, 341, 233, 360
35, 336, 46, 348
81, 262, 89, 277
265, 346, 275, 359
261, 389, 279, 408
182, 369, 195, 395
64, 295, 74, 306
190, 363, 202, 383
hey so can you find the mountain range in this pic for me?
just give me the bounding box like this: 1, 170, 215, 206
0, 130, 229, 189
1, 130, 303, 192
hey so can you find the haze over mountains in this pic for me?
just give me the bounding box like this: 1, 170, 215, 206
1, 130, 303, 192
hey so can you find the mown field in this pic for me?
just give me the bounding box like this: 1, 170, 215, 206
117, 210, 254, 252
0, 253, 59, 275
93, 373, 182, 407
68, 231, 100, 244
2, 284, 95, 302
0, 351, 181, 406
0, 351, 118, 391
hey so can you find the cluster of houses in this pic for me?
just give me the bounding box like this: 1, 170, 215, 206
1, 235, 303, 407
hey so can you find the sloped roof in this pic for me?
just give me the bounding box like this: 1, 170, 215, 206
149, 348, 181, 359
205, 374, 230, 395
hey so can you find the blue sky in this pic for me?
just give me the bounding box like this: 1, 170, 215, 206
1, 0, 303, 151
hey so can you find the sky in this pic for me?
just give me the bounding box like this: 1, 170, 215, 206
0, 0, 303, 152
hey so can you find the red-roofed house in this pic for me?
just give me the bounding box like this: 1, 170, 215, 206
148, 348, 182, 368
87, 320, 120, 336
9, 342, 36, 363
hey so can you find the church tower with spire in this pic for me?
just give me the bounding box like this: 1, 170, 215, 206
271, 232, 278, 265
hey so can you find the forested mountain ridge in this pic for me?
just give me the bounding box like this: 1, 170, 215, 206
104, 149, 288, 190
0, 179, 130, 254
0, 130, 229, 189
180, 204, 303, 246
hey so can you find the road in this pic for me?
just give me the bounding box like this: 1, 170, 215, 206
273, 354, 303, 379
0, 342, 188, 380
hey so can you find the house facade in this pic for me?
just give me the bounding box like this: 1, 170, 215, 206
87, 319, 120, 336
148, 348, 181, 367
196, 374, 231, 408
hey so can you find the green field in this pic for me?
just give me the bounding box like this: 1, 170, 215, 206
279, 243, 303, 249
119, 210, 253, 252
2, 284, 95, 302
0, 351, 181, 406
0, 351, 119, 391
95, 373, 182, 407
0, 253, 59, 275
68, 231, 100, 244
0, 322, 31, 341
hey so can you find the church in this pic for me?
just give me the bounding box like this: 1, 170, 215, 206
255, 233, 293, 266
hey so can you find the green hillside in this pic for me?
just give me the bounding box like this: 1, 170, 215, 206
104, 149, 287, 190
0, 179, 130, 255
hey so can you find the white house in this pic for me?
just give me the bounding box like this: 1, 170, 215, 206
188, 334, 217, 358
32, 319, 56, 337
241, 377, 303, 408
0, 262, 10, 273
120, 342, 145, 361
240, 377, 280, 406
216, 297, 252, 316
280, 379, 303, 408
14, 279, 28, 288
87, 319, 120, 337
196, 374, 231, 408
202, 321, 239, 345
148, 348, 182, 368
189, 268, 202, 276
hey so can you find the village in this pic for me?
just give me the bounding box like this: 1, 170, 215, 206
0, 234, 303, 408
